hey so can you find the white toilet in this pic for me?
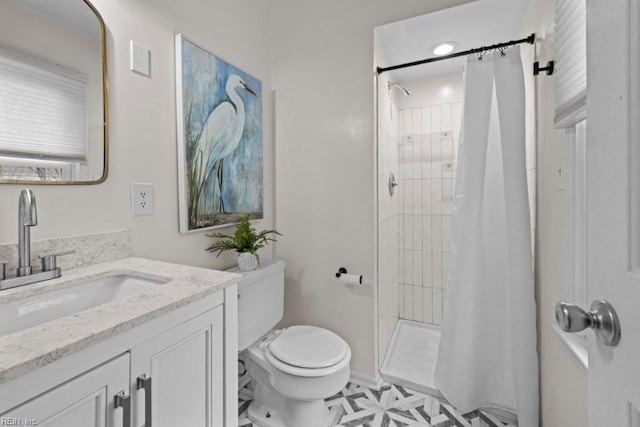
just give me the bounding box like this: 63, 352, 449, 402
233, 259, 351, 427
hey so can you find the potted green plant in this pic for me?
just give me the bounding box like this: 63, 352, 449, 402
205, 216, 281, 271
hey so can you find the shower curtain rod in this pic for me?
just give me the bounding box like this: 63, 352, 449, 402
376, 33, 535, 75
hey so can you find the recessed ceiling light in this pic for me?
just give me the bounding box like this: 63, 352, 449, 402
432, 42, 457, 56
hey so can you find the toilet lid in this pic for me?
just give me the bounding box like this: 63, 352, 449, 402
268, 325, 348, 369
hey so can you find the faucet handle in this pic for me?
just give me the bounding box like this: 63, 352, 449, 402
39, 250, 75, 272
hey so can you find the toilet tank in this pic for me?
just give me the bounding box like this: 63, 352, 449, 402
228, 259, 285, 351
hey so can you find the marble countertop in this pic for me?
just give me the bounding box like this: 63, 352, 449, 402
0, 257, 240, 384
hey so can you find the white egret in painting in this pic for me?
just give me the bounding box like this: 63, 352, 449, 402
190, 74, 257, 220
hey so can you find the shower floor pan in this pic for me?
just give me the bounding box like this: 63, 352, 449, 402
380, 319, 443, 398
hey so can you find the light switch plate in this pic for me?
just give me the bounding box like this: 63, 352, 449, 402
131, 183, 153, 216
130, 41, 150, 76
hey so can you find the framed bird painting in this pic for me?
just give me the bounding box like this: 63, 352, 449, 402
175, 34, 263, 233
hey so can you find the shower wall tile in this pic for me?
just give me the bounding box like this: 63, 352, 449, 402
421, 106, 432, 135
404, 179, 414, 214
412, 250, 422, 286
422, 250, 432, 287
398, 215, 404, 255
432, 142, 443, 178
397, 102, 461, 326
400, 145, 410, 180
403, 249, 413, 284
412, 215, 423, 250
413, 286, 424, 322
442, 216, 452, 252
402, 110, 412, 139
418, 144, 429, 179
412, 109, 423, 135
433, 288, 444, 325
422, 182, 432, 214
432, 252, 443, 289
404, 284, 414, 319
422, 219, 432, 255
442, 140, 455, 179
431, 180, 442, 214
403, 216, 413, 250
442, 179, 454, 214
432, 216, 443, 252
422, 287, 434, 324
442, 253, 449, 290
398, 284, 405, 318
413, 181, 423, 214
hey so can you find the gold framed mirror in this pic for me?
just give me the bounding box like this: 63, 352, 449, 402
0, 0, 108, 184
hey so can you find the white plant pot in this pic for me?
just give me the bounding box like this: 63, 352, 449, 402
237, 252, 258, 271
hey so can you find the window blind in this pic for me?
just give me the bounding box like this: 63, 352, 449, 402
0, 47, 88, 161
554, 0, 587, 127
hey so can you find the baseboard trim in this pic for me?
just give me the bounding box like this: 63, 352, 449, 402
349, 370, 384, 390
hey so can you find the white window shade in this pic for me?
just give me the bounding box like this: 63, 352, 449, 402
0, 47, 88, 161
554, 0, 587, 127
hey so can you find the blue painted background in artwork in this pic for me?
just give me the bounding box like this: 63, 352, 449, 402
181, 37, 263, 218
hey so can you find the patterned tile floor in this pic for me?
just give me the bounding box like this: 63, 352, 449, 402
239, 381, 517, 427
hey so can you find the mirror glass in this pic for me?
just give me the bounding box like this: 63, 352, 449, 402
0, 0, 107, 184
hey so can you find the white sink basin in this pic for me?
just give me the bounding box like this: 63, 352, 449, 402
0, 275, 163, 337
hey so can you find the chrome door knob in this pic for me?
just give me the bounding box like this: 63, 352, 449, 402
555, 299, 621, 346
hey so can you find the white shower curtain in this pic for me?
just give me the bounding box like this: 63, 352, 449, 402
434, 47, 539, 427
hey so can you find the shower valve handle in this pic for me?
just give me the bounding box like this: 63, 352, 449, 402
555, 300, 621, 346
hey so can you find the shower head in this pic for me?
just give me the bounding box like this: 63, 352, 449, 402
388, 81, 411, 96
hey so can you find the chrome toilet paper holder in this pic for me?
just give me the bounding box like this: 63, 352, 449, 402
335, 267, 347, 278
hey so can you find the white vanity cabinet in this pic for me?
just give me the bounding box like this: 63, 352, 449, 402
0, 281, 238, 427
4, 354, 130, 427
131, 306, 224, 427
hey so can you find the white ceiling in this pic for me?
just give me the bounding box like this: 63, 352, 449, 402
375, 0, 531, 83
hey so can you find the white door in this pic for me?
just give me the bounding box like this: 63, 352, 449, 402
585, 0, 640, 424
3, 354, 129, 427
130, 307, 224, 427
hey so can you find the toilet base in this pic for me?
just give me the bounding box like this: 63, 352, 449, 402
248, 380, 331, 427
247, 401, 285, 427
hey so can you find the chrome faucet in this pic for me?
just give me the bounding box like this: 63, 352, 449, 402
18, 189, 37, 277
0, 189, 74, 291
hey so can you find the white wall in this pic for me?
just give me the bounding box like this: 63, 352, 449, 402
521, 0, 588, 425
0, 0, 274, 271
270, 0, 474, 379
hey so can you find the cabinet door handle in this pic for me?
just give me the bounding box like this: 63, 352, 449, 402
114, 391, 131, 427
137, 374, 152, 427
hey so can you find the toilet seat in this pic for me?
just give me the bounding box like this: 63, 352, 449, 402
270, 326, 348, 368
259, 326, 351, 378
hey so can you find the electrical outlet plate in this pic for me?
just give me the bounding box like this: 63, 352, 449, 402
131, 183, 153, 216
